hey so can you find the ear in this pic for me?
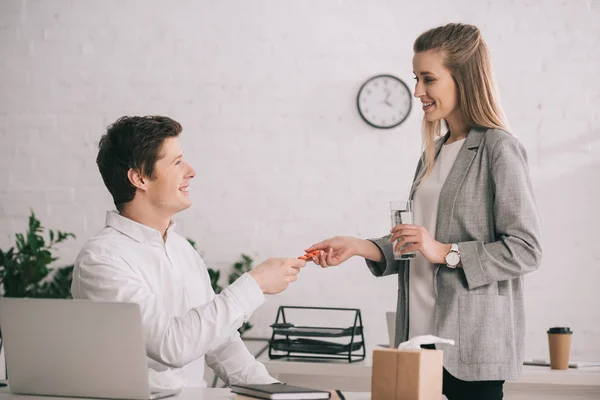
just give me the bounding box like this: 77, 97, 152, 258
127, 168, 148, 191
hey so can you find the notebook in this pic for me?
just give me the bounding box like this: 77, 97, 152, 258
230, 383, 331, 399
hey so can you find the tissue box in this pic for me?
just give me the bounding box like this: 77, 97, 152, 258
371, 348, 443, 400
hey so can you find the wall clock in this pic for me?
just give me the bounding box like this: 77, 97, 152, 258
356, 74, 412, 129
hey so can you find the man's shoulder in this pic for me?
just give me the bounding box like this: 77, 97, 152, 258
169, 231, 200, 255
75, 226, 136, 265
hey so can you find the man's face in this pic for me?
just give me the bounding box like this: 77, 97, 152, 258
144, 137, 195, 216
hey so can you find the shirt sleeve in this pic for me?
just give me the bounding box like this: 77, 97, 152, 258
72, 252, 265, 369
205, 332, 278, 385
458, 137, 543, 289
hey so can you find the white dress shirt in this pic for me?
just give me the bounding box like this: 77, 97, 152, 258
71, 211, 277, 389
409, 138, 465, 339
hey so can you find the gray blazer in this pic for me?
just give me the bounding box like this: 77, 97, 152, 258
367, 127, 542, 381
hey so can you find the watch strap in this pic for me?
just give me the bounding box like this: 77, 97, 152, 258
445, 243, 460, 268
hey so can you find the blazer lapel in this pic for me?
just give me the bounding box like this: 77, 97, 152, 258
435, 127, 485, 243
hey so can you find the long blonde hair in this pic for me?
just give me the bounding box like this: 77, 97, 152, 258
413, 23, 509, 181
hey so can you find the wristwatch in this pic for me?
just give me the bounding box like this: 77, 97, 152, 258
445, 243, 460, 268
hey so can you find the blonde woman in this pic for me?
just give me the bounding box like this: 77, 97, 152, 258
306, 23, 542, 400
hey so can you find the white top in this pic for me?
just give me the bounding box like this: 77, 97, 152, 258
71, 211, 277, 389
409, 138, 465, 339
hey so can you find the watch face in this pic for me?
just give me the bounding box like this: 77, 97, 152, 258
357, 74, 412, 129
446, 252, 460, 266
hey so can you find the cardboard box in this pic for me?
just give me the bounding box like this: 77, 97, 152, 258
371, 348, 443, 400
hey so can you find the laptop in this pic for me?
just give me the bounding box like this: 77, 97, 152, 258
0, 298, 180, 400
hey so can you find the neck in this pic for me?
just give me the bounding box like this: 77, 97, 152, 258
445, 112, 470, 144
120, 201, 171, 241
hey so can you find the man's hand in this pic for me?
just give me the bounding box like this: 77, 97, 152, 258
249, 258, 306, 294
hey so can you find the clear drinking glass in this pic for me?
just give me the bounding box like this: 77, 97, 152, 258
390, 200, 416, 260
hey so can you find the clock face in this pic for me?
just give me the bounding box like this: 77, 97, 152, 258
446, 252, 460, 266
356, 74, 412, 129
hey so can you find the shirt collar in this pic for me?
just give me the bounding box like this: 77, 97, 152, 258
105, 210, 176, 246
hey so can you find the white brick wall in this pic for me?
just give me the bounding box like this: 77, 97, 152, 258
1, 0, 599, 368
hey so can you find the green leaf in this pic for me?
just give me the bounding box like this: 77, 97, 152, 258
241, 254, 253, 265
1, 210, 75, 299
15, 233, 25, 251
228, 254, 254, 285
238, 321, 253, 336
207, 268, 223, 294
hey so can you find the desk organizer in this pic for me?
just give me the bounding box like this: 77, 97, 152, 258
268, 306, 365, 363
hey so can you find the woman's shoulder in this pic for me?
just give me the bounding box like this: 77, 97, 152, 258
480, 127, 522, 151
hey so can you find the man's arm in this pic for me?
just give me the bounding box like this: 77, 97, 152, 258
72, 251, 264, 368
205, 332, 277, 385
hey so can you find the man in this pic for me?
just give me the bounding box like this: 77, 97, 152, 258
71, 115, 305, 388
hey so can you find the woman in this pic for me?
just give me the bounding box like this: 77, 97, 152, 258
305, 23, 542, 400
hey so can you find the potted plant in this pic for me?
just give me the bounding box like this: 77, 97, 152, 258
0, 211, 76, 378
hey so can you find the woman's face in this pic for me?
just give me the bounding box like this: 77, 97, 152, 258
412, 50, 461, 123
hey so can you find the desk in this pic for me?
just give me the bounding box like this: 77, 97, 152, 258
1, 378, 599, 400
0, 386, 369, 400
261, 356, 600, 399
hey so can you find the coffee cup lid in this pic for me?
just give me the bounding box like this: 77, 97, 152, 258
547, 327, 572, 334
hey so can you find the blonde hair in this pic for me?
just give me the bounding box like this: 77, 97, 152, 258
413, 23, 509, 181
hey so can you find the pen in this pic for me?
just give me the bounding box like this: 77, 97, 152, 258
336, 389, 346, 400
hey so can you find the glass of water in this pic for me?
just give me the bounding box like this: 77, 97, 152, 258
390, 200, 416, 260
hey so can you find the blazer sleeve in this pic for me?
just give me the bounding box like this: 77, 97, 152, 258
365, 154, 424, 277
365, 235, 407, 277
458, 137, 543, 289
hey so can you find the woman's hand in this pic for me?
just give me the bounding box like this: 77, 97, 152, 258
304, 236, 359, 268
390, 224, 451, 264
305, 236, 384, 267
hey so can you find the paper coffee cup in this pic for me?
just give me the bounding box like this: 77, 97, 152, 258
547, 327, 572, 370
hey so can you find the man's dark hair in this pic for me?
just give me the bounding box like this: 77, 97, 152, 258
96, 115, 182, 211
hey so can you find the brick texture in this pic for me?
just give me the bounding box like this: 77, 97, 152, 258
0, 0, 599, 365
